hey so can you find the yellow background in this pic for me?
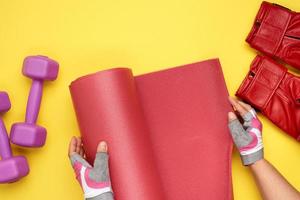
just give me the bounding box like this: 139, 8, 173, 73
0, 0, 299, 199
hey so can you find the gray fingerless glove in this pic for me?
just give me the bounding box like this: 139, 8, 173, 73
228, 109, 264, 165
70, 152, 114, 200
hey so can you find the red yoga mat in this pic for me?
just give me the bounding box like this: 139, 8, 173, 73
70, 58, 233, 200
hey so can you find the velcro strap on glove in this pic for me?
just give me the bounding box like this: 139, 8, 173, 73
236, 55, 287, 111
246, 1, 292, 55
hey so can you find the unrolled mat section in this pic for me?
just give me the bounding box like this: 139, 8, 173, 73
70, 68, 163, 200
70, 58, 233, 200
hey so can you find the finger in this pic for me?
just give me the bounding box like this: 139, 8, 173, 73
228, 97, 248, 116
236, 100, 257, 122
68, 136, 77, 157
97, 141, 108, 153
75, 137, 82, 154
228, 112, 237, 122
228, 117, 252, 148
91, 141, 110, 181
237, 100, 252, 112
79, 148, 84, 157
78, 138, 85, 157
235, 101, 258, 123
90, 152, 110, 182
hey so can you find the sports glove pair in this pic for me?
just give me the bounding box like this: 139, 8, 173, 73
237, 1, 300, 142
68, 3, 300, 195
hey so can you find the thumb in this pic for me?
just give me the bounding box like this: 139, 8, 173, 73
93, 141, 109, 169
228, 111, 237, 122
228, 112, 252, 148
91, 141, 110, 182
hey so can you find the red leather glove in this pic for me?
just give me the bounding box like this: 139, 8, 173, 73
236, 55, 300, 141
246, 1, 300, 69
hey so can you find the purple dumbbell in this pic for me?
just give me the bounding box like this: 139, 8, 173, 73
10, 56, 59, 147
0, 92, 29, 183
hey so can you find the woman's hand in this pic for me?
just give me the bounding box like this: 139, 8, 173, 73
227, 97, 264, 166
68, 137, 113, 199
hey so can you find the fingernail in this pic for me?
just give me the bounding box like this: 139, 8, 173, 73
98, 141, 108, 153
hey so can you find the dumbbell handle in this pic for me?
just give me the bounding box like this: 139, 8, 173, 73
0, 119, 12, 159
25, 80, 43, 124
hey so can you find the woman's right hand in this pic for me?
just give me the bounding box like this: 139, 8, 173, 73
227, 97, 264, 166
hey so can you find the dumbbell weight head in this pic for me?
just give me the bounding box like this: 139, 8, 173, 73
0, 92, 11, 112
0, 92, 29, 183
23, 55, 59, 80
10, 55, 59, 147
0, 155, 30, 183
10, 123, 46, 147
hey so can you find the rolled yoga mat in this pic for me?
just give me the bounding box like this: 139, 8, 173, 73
69, 58, 233, 200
